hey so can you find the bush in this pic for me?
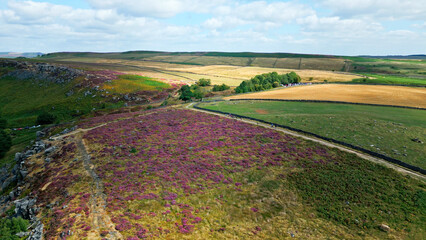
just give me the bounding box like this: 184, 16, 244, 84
196, 78, 211, 86
0, 217, 29, 240
36, 112, 56, 125
212, 84, 230, 92
0, 130, 12, 158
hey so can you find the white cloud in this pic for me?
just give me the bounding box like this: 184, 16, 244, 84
319, 0, 426, 20
202, 1, 315, 30
87, 0, 226, 18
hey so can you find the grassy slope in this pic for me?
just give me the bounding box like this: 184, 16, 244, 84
199, 101, 426, 169
0, 75, 119, 127
102, 74, 172, 94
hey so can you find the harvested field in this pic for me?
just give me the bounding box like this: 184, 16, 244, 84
225, 84, 426, 108
170, 65, 358, 84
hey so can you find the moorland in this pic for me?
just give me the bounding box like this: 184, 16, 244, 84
0, 51, 425, 239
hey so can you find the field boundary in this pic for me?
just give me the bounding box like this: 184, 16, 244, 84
227, 98, 426, 110
194, 101, 426, 175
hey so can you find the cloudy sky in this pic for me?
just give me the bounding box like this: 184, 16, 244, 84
0, 0, 425, 55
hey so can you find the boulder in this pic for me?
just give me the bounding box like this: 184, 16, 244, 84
379, 224, 390, 232
44, 146, 56, 155
28, 221, 43, 240
14, 197, 37, 220
36, 131, 45, 140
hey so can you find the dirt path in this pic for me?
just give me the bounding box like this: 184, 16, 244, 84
187, 103, 425, 181
75, 134, 123, 239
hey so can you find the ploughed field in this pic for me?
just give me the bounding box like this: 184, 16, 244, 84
31, 108, 425, 239
198, 101, 426, 169
225, 84, 426, 108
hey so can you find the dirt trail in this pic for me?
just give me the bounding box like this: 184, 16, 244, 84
187, 103, 425, 181
75, 134, 123, 239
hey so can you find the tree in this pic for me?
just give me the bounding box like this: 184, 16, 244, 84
0, 129, 12, 158
36, 112, 56, 125
179, 85, 193, 101
192, 89, 204, 100
0, 117, 7, 129
196, 78, 211, 86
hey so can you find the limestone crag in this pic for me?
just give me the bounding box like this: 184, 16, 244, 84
0, 59, 83, 84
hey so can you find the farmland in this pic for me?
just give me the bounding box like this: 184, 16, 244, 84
39, 51, 426, 87
19, 108, 425, 239
225, 84, 426, 108
198, 101, 426, 170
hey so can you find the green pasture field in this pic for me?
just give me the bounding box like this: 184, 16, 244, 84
102, 74, 172, 94
198, 101, 426, 169
352, 74, 426, 86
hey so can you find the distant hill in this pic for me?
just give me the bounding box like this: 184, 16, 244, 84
359, 54, 426, 60
0, 52, 43, 58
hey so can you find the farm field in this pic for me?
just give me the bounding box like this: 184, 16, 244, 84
198, 101, 426, 169
42, 56, 360, 86
23, 108, 425, 239
225, 84, 426, 108
352, 74, 426, 86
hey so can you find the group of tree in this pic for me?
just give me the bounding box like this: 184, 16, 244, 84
36, 111, 56, 125
0, 116, 11, 158
196, 78, 211, 86
179, 79, 231, 101
235, 71, 301, 93
212, 84, 230, 92
179, 84, 205, 101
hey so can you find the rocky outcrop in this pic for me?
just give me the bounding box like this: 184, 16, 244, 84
0, 59, 83, 84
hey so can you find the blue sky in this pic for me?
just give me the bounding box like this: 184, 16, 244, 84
0, 0, 425, 55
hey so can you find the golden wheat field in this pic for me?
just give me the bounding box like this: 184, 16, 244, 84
225, 84, 426, 108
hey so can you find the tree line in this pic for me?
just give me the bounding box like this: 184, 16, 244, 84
235, 71, 301, 93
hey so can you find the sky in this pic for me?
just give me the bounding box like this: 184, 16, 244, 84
0, 0, 425, 55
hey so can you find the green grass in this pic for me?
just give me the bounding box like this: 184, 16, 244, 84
0, 75, 122, 127
0, 127, 42, 168
102, 74, 171, 94
352, 74, 426, 86
199, 101, 426, 169
287, 146, 426, 238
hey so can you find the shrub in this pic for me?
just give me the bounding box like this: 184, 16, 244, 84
0, 217, 29, 240
0, 130, 12, 158
196, 78, 211, 86
36, 112, 56, 125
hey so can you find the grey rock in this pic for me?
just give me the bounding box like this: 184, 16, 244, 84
379, 224, 390, 232
2, 175, 16, 192
15, 152, 24, 162
36, 131, 45, 140
28, 221, 43, 240
16, 232, 30, 238
44, 146, 56, 155
14, 197, 37, 220
20, 169, 28, 179
44, 158, 51, 163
